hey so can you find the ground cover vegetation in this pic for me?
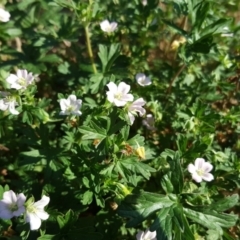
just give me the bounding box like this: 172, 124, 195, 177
0, 0, 240, 239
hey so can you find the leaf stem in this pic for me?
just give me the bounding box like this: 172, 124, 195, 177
85, 24, 97, 74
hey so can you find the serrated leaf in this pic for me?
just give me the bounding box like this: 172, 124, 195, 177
183, 207, 238, 230
118, 191, 175, 227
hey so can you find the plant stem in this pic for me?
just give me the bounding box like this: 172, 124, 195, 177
85, 24, 97, 74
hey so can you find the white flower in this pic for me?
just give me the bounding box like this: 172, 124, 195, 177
128, 98, 146, 125
0, 190, 26, 219
100, 20, 118, 33
60, 95, 82, 116
142, 114, 156, 130
6, 69, 34, 90
142, 0, 147, 6
136, 73, 152, 86
106, 82, 134, 107
188, 158, 214, 183
136, 229, 157, 240
26, 195, 50, 230
0, 92, 19, 115
0, 8, 10, 22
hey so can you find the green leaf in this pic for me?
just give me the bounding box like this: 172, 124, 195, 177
206, 194, 239, 212
161, 174, 174, 194
81, 190, 93, 205
118, 191, 175, 227
167, 152, 183, 194
200, 18, 233, 38
162, 19, 188, 36
98, 44, 121, 73
183, 207, 238, 230
37, 235, 60, 240
151, 207, 173, 240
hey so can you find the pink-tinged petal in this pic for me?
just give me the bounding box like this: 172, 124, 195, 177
187, 163, 196, 174
20, 70, 28, 79
35, 209, 49, 220
136, 73, 145, 81
111, 22, 118, 31
12, 205, 25, 217
113, 99, 128, 107
3, 190, 17, 204
118, 82, 131, 94
17, 193, 26, 206
68, 95, 77, 103
76, 99, 82, 106
194, 158, 205, 169
60, 99, 70, 111
121, 93, 134, 102
6, 74, 18, 84
0, 204, 13, 219
16, 69, 23, 78
136, 230, 144, 240
106, 92, 115, 103
128, 112, 135, 125
132, 98, 146, 107
8, 102, 19, 115
202, 162, 213, 173
143, 77, 152, 85
192, 173, 202, 183
26, 212, 42, 230
34, 195, 50, 209
107, 82, 117, 93
202, 173, 214, 182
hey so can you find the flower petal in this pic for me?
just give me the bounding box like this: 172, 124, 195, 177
34, 195, 50, 209
8, 101, 19, 115
17, 193, 27, 207
110, 22, 118, 31
202, 173, 214, 182
0, 203, 13, 219
194, 158, 205, 169
136, 230, 144, 240
121, 93, 134, 102
128, 112, 135, 125
187, 163, 196, 174
144, 229, 157, 239
107, 82, 117, 93
26, 212, 42, 230
35, 209, 49, 220
68, 94, 77, 103
3, 190, 17, 204
202, 162, 213, 173
118, 82, 130, 94
60, 99, 69, 111
191, 173, 202, 183
6, 74, 18, 84
0, 100, 8, 111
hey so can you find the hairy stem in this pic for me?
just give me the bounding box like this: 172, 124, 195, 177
85, 25, 97, 74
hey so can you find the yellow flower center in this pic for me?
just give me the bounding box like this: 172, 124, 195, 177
17, 77, 27, 86
196, 169, 204, 176
114, 93, 122, 100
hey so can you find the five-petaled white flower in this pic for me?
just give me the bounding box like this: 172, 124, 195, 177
106, 82, 134, 107
26, 195, 50, 230
6, 69, 34, 90
60, 95, 82, 116
0, 8, 10, 22
0, 92, 19, 115
127, 98, 146, 125
100, 20, 118, 33
142, 114, 156, 130
136, 229, 157, 240
136, 73, 152, 86
0, 190, 26, 219
188, 158, 214, 183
